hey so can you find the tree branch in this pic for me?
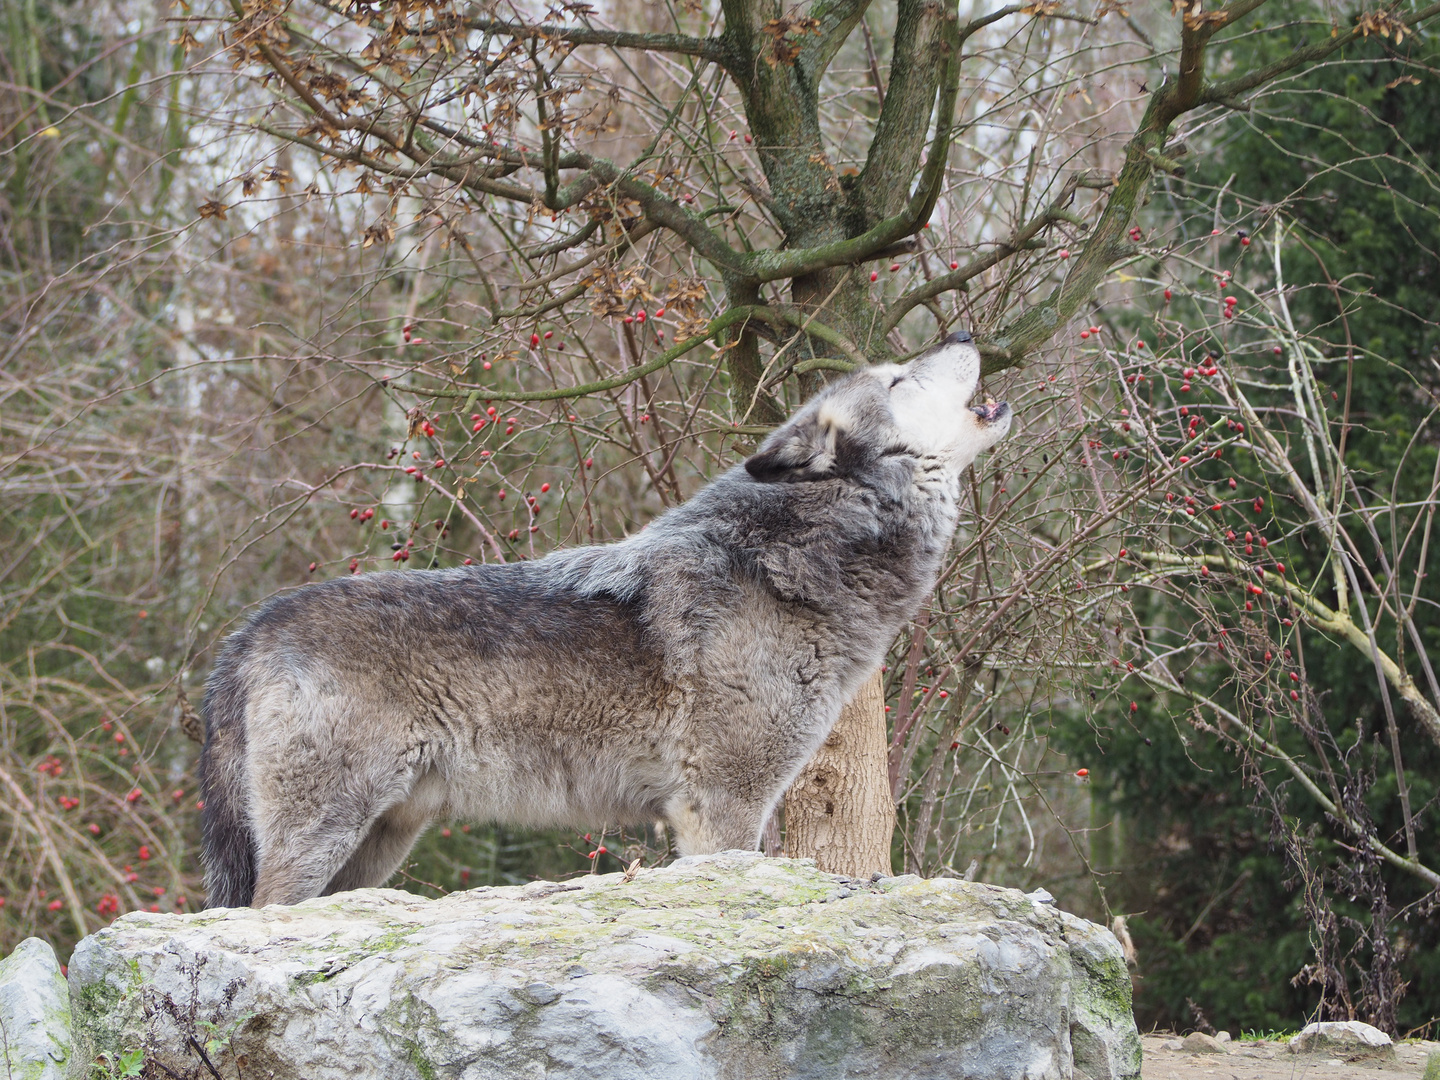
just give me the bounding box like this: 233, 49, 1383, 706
1129, 666, 1440, 890
808, 0, 880, 82
741, 8, 962, 283
463, 16, 723, 64
1203, 0, 1440, 105
852, 0, 954, 228
881, 175, 1090, 335
974, 0, 1440, 374
1138, 551, 1440, 750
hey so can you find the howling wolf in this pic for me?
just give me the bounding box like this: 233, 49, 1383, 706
199, 331, 1012, 907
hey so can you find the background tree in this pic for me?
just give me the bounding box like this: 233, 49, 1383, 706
2, 0, 1438, 1037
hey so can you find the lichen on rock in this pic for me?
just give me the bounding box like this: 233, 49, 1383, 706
65, 852, 1142, 1080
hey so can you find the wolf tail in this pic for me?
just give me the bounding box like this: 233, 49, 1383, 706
198, 646, 257, 908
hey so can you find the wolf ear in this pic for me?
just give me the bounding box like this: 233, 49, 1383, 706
744, 416, 834, 483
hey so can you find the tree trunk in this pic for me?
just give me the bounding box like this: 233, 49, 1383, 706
783, 671, 895, 877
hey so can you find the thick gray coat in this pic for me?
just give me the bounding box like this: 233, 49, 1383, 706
199, 333, 1011, 907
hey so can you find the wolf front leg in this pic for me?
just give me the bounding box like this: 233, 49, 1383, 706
663, 786, 774, 855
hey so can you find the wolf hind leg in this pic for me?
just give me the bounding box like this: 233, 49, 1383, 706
249, 769, 419, 907
322, 801, 429, 895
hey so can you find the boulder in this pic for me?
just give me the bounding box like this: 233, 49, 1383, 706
67, 852, 1141, 1080
1179, 1032, 1227, 1054
0, 937, 71, 1080
1287, 1020, 1394, 1060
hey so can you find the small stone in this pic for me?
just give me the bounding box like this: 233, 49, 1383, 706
1026, 887, 1056, 905
1214, 1030, 1231, 1043
0, 937, 71, 1080
1163, 1039, 1184, 1051
1288, 1021, 1394, 1061
1181, 1032, 1229, 1054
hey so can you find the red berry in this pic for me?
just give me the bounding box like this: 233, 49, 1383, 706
949, 261, 959, 270
1163, 289, 1172, 301
530, 333, 540, 347
1075, 768, 1089, 778
308, 562, 317, 573
870, 271, 878, 282
540, 483, 550, 493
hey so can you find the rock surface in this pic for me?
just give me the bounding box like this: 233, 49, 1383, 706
67, 853, 1141, 1080
1288, 1021, 1394, 1061
0, 937, 71, 1080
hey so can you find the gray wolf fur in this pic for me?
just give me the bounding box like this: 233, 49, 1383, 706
199, 332, 1012, 907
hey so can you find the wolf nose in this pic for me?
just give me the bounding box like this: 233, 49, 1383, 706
971, 401, 1009, 422
944, 329, 974, 344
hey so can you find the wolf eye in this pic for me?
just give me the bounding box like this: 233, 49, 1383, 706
889, 376, 905, 388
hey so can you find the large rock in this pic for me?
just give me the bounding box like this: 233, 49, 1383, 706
0, 937, 71, 1080
68, 853, 1141, 1080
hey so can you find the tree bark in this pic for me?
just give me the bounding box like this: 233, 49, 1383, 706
783, 671, 895, 877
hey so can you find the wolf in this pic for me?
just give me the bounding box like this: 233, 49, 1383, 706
199, 331, 1012, 908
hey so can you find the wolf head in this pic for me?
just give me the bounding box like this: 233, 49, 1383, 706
744, 331, 1012, 486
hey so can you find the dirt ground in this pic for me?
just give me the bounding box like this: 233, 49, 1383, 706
1140, 1035, 1439, 1080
